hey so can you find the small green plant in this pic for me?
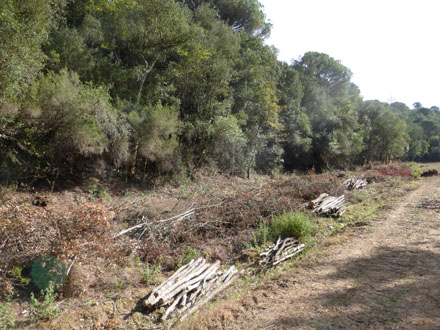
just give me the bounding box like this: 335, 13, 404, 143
177, 247, 200, 268
269, 212, 317, 242
0, 286, 15, 329
250, 221, 270, 247
86, 182, 110, 201
136, 258, 162, 285
27, 282, 59, 322
10, 266, 31, 286
114, 277, 123, 291
411, 168, 422, 179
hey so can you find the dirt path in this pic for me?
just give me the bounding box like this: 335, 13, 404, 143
226, 177, 440, 329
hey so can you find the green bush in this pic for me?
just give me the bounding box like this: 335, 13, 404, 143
269, 211, 316, 242
86, 182, 110, 201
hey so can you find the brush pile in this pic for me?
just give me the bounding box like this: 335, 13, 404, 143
417, 199, 440, 212
343, 178, 367, 190
309, 193, 347, 217
143, 258, 237, 320
421, 169, 438, 177
259, 237, 305, 268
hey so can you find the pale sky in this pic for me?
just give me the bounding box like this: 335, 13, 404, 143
259, 0, 440, 108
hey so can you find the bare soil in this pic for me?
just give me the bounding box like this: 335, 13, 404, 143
218, 175, 440, 329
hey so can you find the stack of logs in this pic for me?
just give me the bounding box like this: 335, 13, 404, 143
343, 178, 367, 190
143, 258, 237, 320
309, 193, 347, 217
260, 237, 305, 267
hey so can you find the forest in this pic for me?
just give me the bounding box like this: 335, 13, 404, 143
1, 0, 440, 187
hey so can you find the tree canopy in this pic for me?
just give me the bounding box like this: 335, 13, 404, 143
1, 0, 439, 186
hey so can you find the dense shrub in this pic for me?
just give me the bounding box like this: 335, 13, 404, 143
269, 212, 316, 242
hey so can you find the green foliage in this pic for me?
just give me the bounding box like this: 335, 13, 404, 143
269, 212, 317, 242
408, 162, 422, 178
177, 247, 200, 268
36, 70, 123, 158
86, 182, 110, 201
31, 256, 66, 292
10, 266, 31, 286
28, 282, 59, 323
0, 0, 64, 102
212, 115, 247, 174
114, 277, 123, 291
250, 212, 317, 248
0, 286, 15, 329
250, 221, 270, 248
2, 0, 440, 184
135, 258, 162, 285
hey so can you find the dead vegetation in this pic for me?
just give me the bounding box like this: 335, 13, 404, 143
0, 162, 425, 328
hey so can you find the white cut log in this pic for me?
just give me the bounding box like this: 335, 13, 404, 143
143, 258, 205, 307
309, 193, 329, 208
157, 261, 213, 306
162, 289, 188, 320
272, 244, 305, 266
179, 266, 238, 321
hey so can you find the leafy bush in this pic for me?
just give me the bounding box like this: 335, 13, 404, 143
269, 212, 316, 242
86, 182, 110, 201
212, 115, 247, 175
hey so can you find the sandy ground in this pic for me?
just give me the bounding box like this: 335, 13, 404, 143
225, 176, 440, 329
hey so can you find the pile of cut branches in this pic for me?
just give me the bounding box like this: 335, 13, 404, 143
309, 193, 347, 217
421, 169, 438, 177
343, 178, 367, 190
259, 237, 305, 268
143, 258, 237, 321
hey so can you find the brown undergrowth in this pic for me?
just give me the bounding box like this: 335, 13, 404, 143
0, 162, 418, 328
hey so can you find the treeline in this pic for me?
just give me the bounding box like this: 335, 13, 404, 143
1, 0, 440, 186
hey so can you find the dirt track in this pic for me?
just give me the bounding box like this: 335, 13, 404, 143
226, 176, 440, 329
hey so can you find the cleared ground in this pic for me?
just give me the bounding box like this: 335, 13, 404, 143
217, 175, 440, 329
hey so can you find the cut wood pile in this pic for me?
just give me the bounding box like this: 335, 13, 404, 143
259, 237, 305, 267
143, 258, 237, 321
309, 193, 347, 217
343, 178, 367, 190
421, 169, 438, 177
418, 199, 440, 212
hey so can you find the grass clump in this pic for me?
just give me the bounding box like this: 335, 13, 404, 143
251, 212, 317, 248
135, 258, 162, 285
270, 211, 317, 242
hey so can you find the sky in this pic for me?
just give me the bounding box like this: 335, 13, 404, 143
258, 0, 440, 108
